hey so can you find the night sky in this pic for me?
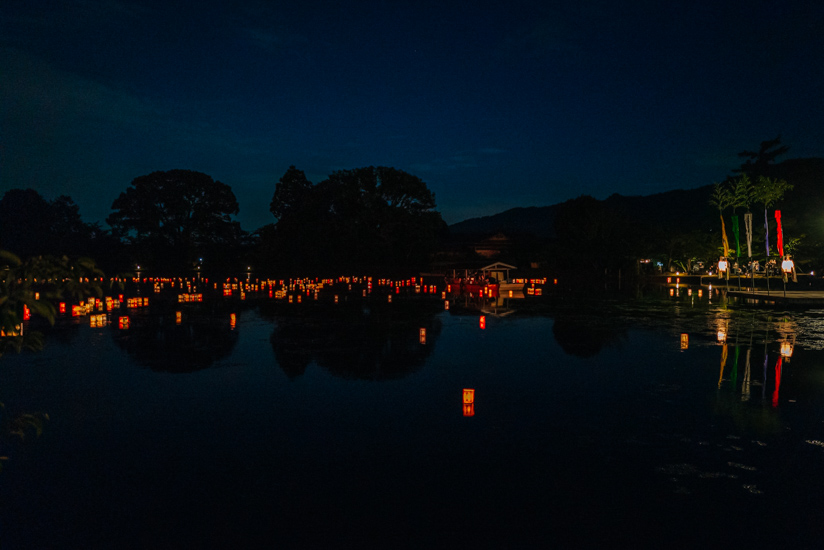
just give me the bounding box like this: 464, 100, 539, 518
2, 0, 824, 231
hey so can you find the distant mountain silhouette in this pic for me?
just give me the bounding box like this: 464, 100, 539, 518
448, 157, 824, 240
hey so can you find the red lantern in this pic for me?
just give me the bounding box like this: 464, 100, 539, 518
59, 302, 66, 314
479, 316, 486, 329
118, 316, 130, 330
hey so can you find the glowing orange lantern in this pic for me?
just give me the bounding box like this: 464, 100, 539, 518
463, 403, 475, 417
230, 313, 236, 329
388, 294, 392, 303
176, 311, 182, 325
479, 316, 486, 329
23, 305, 30, 320
59, 302, 66, 314
463, 388, 475, 403
118, 316, 130, 330
444, 300, 449, 310
419, 328, 426, 344
680, 334, 688, 350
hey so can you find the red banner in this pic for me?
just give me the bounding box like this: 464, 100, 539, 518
775, 210, 784, 258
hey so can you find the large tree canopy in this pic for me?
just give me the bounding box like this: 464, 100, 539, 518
264, 166, 444, 273
107, 170, 241, 272
0, 189, 101, 257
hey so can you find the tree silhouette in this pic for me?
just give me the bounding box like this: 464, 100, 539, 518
735, 136, 790, 177
108, 170, 242, 273
265, 166, 444, 273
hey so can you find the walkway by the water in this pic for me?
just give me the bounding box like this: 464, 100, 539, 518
727, 289, 824, 305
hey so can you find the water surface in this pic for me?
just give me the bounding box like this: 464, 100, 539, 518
2, 289, 824, 548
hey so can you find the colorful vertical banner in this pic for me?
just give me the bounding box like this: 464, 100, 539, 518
775, 210, 784, 258
720, 215, 731, 258
732, 215, 741, 257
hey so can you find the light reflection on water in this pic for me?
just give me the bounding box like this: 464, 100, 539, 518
0, 289, 824, 546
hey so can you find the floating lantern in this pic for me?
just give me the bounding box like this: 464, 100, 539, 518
782, 256, 794, 274
118, 316, 130, 330
509, 290, 513, 298
34, 292, 39, 300
688, 289, 692, 296
59, 302, 66, 314
780, 341, 793, 357
717, 330, 726, 343
479, 316, 486, 329
444, 300, 449, 310
698, 289, 703, 297
463, 388, 475, 404
23, 305, 30, 320
669, 288, 674, 297
463, 389, 475, 417
680, 333, 689, 350
334, 295, 338, 304
667, 277, 671, 283
554, 278, 558, 285
388, 294, 392, 303
176, 311, 182, 324
297, 295, 302, 303
419, 328, 426, 344
229, 313, 236, 329
718, 258, 728, 273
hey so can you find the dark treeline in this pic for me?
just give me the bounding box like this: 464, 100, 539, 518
2, 138, 822, 280
0, 166, 446, 278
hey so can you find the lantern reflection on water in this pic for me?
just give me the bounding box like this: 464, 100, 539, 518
479, 316, 486, 329
781, 341, 793, 357
118, 316, 129, 330
176, 311, 182, 325
230, 313, 236, 330
419, 328, 426, 344
680, 333, 688, 350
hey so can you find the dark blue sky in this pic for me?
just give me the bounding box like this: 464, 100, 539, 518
2, 0, 823, 230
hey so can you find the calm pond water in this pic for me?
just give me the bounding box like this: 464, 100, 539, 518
2, 287, 824, 548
